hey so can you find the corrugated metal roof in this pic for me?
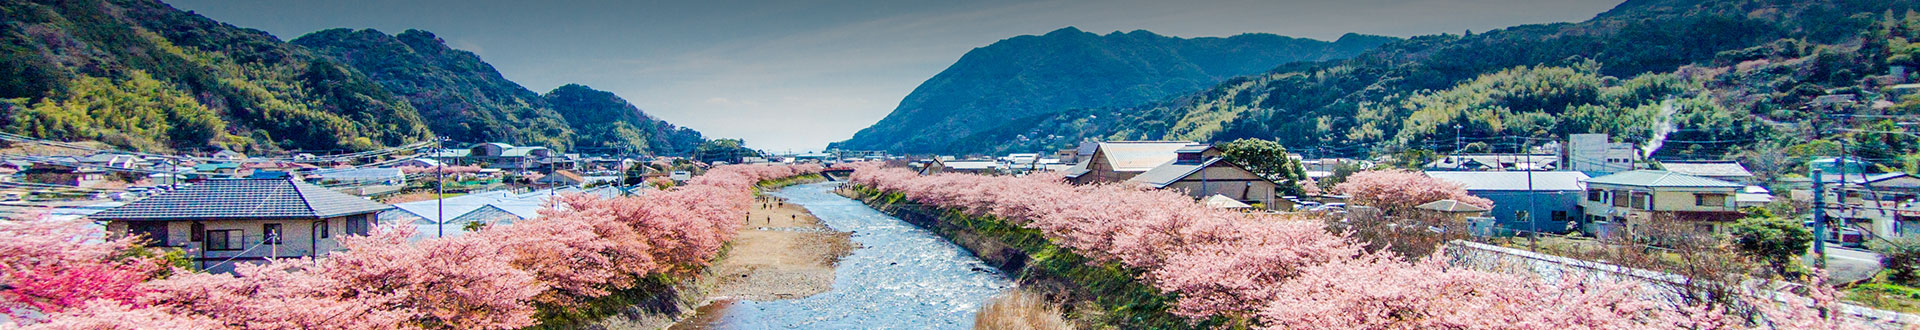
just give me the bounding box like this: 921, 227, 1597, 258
1659, 161, 1753, 178
90, 178, 391, 221
311, 168, 404, 179
1097, 141, 1198, 172
1204, 194, 1251, 209
1126, 160, 1203, 188
1416, 199, 1489, 212
1126, 158, 1271, 189
1585, 170, 1742, 188
500, 147, 549, 157
1424, 171, 1590, 191
944, 160, 999, 170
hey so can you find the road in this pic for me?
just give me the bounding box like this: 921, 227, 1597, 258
1821, 246, 1884, 282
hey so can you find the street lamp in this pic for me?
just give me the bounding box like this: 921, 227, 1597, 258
1453, 124, 1464, 153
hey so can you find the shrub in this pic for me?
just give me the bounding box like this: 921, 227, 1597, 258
1872, 235, 1920, 285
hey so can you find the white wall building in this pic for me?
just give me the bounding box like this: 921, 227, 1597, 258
1568, 133, 1638, 176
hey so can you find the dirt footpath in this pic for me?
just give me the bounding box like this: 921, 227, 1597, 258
705, 194, 856, 301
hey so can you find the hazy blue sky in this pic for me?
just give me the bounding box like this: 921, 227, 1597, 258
165, 0, 1623, 152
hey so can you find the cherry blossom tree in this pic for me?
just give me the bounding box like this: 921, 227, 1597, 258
847, 166, 1861, 328
0, 215, 161, 319
7, 164, 822, 328
1333, 169, 1492, 214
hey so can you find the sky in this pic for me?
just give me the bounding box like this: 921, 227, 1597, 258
165, 0, 1625, 153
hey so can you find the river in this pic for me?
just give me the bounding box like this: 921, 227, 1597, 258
673, 182, 1013, 329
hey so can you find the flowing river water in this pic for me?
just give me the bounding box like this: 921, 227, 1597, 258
673, 182, 1013, 329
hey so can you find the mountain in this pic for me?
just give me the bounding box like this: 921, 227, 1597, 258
831, 27, 1397, 153
541, 84, 703, 155
954, 0, 1920, 172
0, 0, 432, 153
292, 28, 702, 155
0, 0, 703, 155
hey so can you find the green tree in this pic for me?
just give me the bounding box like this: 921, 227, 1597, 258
1218, 138, 1307, 196
1727, 213, 1813, 277
694, 139, 758, 164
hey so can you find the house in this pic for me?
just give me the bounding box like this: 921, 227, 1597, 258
242, 161, 318, 173
1055, 149, 1080, 165
421, 148, 472, 165
923, 158, 1000, 175
1064, 141, 1203, 184
1125, 145, 1284, 210
1658, 161, 1754, 184
310, 168, 407, 186
396, 158, 441, 168
192, 162, 242, 178
1425, 154, 1559, 171
1812, 172, 1920, 239
384, 190, 549, 240
1426, 171, 1590, 235
80, 154, 144, 169
1578, 170, 1744, 238
1736, 185, 1774, 208
88, 178, 392, 273
467, 143, 553, 170
17, 163, 108, 188
210, 150, 247, 162
535, 170, 587, 186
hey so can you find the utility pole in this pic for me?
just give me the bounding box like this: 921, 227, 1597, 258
1813, 169, 1829, 269
1522, 137, 1538, 251
435, 137, 447, 238
1453, 124, 1464, 153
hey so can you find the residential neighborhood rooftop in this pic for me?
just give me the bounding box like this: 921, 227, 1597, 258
1093, 141, 1201, 172
1424, 171, 1591, 191
1658, 161, 1754, 178
89, 178, 392, 221
1584, 170, 1743, 188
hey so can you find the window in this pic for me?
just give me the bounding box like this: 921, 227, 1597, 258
205, 230, 241, 251
346, 215, 373, 236
1694, 224, 1714, 234
1695, 194, 1728, 207
1552, 211, 1568, 222
316, 220, 329, 239
1587, 189, 1604, 202
1612, 190, 1632, 207
1630, 192, 1651, 210
190, 222, 205, 242
263, 223, 282, 245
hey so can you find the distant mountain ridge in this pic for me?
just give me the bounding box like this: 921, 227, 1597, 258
293, 29, 703, 155
0, 0, 703, 155
831, 27, 1397, 153
935, 0, 1920, 162
0, 0, 432, 153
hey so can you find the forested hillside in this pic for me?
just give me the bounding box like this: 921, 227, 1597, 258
294, 29, 703, 155
0, 0, 431, 153
964, 0, 1920, 179
0, 0, 705, 155
832, 27, 1396, 153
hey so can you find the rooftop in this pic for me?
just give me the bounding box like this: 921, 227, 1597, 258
1585, 170, 1742, 189
1423, 171, 1591, 191
1095, 141, 1201, 172
1658, 161, 1753, 178
90, 178, 392, 221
